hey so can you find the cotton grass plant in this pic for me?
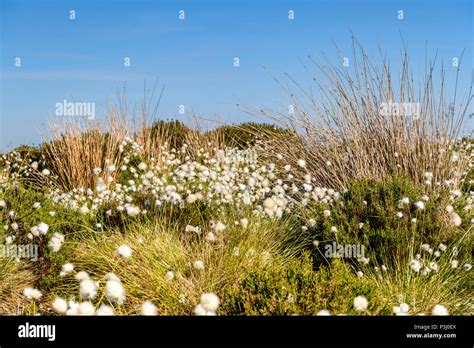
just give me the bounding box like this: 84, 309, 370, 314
50, 211, 300, 315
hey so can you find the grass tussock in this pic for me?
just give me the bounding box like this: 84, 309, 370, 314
252, 38, 472, 191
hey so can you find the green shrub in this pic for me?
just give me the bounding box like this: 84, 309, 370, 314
222, 255, 389, 315
298, 176, 466, 267
211, 122, 290, 149
147, 119, 191, 150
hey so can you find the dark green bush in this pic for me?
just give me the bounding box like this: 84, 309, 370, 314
210, 122, 290, 149
222, 255, 389, 315
146, 119, 191, 150
299, 176, 465, 267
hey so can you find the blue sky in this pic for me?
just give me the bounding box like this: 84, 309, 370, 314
0, 0, 472, 150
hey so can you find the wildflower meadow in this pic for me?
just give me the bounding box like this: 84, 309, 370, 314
0, 1, 472, 322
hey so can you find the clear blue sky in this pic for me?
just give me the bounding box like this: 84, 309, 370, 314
1, 0, 472, 150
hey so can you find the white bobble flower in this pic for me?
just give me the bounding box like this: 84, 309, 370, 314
37, 222, 49, 235
297, 159, 306, 168
263, 197, 275, 210
48, 233, 65, 252
214, 221, 226, 232
116, 245, 133, 259
409, 259, 423, 272
414, 201, 425, 210
80, 279, 97, 300
78, 301, 96, 315
141, 301, 158, 315
193, 260, 204, 270
60, 263, 74, 276
106, 279, 126, 305
96, 304, 114, 316
400, 197, 410, 205
353, 296, 368, 312
165, 271, 174, 281
66, 300, 79, 316
400, 303, 410, 313
323, 210, 331, 218
316, 309, 331, 316
431, 304, 449, 316
193, 304, 207, 316
79, 204, 90, 215
23, 287, 42, 300
186, 194, 197, 204
200, 293, 220, 313
75, 271, 90, 281
429, 261, 439, 272
450, 213, 462, 227
52, 297, 68, 314
126, 205, 140, 217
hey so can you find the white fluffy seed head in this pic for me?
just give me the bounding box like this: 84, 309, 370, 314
193, 260, 204, 270
75, 271, 90, 281
62, 263, 74, 273
52, 297, 68, 314
451, 212, 462, 227
106, 279, 126, 305
400, 302, 410, 313
200, 293, 220, 313
141, 301, 158, 316
96, 304, 115, 316
414, 201, 425, 210
353, 296, 368, 312
23, 287, 42, 300
116, 245, 133, 259
297, 159, 306, 168
37, 222, 49, 235
78, 301, 96, 315
431, 304, 449, 316
165, 271, 174, 281
79, 279, 97, 300
193, 304, 207, 316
